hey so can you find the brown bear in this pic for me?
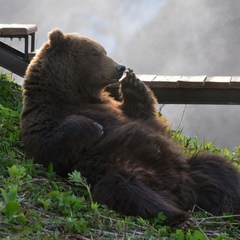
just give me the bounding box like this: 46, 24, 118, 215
20, 29, 240, 230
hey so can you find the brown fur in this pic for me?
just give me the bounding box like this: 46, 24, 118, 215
20, 29, 240, 229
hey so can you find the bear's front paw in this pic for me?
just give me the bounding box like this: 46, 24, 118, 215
121, 69, 145, 90
121, 69, 147, 100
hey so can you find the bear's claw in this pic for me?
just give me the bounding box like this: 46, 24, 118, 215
94, 122, 104, 135
170, 217, 196, 232
124, 67, 134, 74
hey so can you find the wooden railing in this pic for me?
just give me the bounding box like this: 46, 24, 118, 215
0, 24, 37, 76
107, 75, 240, 104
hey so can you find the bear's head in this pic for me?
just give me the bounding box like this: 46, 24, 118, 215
26, 29, 125, 102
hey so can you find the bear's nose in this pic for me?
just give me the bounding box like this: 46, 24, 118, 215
116, 65, 126, 72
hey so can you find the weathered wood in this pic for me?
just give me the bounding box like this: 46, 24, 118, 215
0, 24, 37, 36
136, 74, 156, 87
204, 76, 231, 88
136, 75, 235, 89
107, 83, 240, 104
151, 76, 182, 88
0, 44, 28, 76
178, 76, 206, 88
0, 23, 37, 62
230, 76, 240, 89
107, 75, 240, 104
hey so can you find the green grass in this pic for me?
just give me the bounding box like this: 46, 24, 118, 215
0, 72, 240, 239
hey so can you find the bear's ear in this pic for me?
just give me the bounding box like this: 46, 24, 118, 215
48, 28, 66, 47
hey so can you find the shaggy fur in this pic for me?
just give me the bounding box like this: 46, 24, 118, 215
20, 29, 240, 229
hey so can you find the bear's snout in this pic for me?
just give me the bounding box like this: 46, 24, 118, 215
116, 65, 126, 72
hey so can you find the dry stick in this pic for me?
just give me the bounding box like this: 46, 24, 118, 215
198, 214, 240, 224
177, 104, 187, 130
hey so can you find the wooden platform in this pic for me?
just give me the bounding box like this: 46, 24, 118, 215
0, 24, 37, 58
137, 75, 240, 89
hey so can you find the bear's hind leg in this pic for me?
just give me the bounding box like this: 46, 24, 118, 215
92, 171, 194, 229
188, 153, 240, 215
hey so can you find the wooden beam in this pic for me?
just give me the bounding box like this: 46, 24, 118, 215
0, 24, 37, 36
107, 75, 240, 104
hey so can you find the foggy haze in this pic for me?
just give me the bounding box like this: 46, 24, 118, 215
1, 0, 240, 149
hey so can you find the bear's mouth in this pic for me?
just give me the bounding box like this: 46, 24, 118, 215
105, 78, 120, 86
108, 72, 124, 84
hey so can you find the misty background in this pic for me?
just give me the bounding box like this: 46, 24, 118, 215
1, 0, 240, 149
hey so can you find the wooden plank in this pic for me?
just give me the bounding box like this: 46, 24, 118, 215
151, 76, 182, 88
0, 46, 28, 77
107, 85, 240, 104
0, 24, 37, 36
230, 76, 240, 89
153, 88, 240, 104
147, 76, 206, 89
178, 76, 206, 88
137, 75, 156, 87
204, 76, 231, 88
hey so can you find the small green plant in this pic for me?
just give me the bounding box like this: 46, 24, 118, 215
0, 185, 18, 203
68, 170, 94, 205
8, 165, 26, 184
0, 185, 20, 221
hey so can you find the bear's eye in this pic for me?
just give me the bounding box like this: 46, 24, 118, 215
92, 51, 100, 57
